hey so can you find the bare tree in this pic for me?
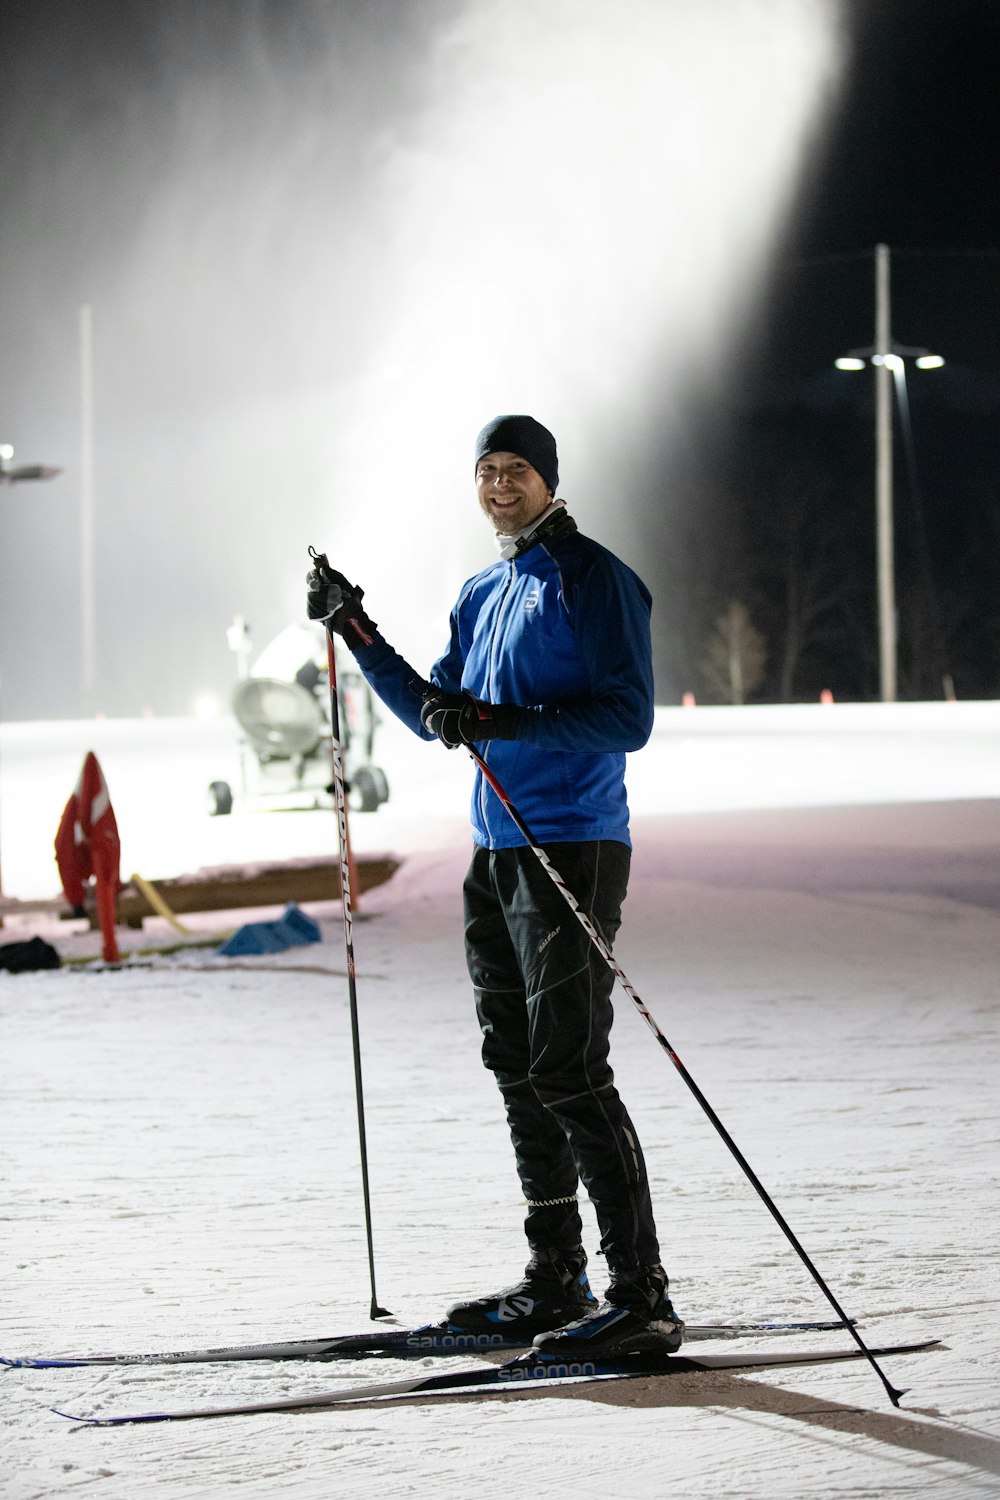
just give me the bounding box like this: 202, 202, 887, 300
700, 600, 767, 704
768, 484, 848, 701
895, 571, 965, 700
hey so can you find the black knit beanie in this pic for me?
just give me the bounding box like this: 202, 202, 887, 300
474, 415, 559, 496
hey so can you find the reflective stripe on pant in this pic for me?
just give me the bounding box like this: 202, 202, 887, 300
463, 840, 660, 1274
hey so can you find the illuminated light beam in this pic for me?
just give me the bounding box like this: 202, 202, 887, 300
314, 0, 846, 660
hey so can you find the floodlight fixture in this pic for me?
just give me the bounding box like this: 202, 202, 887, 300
834, 345, 945, 373
0, 443, 62, 485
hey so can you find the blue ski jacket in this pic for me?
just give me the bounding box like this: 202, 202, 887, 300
350, 517, 654, 849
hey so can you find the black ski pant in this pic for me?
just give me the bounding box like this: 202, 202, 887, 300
463, 839, 660, 1282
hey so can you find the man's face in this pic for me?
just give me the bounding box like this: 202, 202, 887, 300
476, 451, 552, 536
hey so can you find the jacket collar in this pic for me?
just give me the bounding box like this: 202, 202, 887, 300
495, 501, 577, 561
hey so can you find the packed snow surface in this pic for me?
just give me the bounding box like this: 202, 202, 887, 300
2, 704, 999, 1498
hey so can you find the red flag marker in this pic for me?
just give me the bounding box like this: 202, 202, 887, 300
54, 752, 121, 963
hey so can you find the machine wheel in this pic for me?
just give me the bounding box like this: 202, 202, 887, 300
350, 765, 389, 813
208, 780, 234, 816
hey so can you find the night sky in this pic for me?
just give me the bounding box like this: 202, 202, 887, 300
755, 0, 1000, 395
1, 0, 998, 716
654, 0, 1000, 703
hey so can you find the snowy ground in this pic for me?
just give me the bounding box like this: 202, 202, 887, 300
2, 704, 1000, 1498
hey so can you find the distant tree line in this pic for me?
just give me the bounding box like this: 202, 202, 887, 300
653, 396, 1000, 705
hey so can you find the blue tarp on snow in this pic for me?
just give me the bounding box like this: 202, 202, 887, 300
217, 902, 322, 957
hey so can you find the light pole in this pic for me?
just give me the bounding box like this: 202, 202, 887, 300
0, 444, 62, 924
834, 243, 944, 703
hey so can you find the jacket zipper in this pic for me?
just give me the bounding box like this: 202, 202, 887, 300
479, 560, 517, 846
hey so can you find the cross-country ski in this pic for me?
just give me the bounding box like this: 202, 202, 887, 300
1, 1315, 857, 1369
54, 1341, 940, 1426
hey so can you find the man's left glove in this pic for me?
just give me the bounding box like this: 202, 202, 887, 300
305, 564, 378, 648
420, 690, 523, 749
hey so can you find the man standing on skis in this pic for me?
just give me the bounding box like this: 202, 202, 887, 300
306, 415, 681, 1357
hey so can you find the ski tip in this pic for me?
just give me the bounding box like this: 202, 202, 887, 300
53, 1407, 171, 1427
7, 1357, 87, 1369
52, 1409, 99, 1425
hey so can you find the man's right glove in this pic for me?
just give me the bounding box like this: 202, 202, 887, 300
306, 564, 378, 649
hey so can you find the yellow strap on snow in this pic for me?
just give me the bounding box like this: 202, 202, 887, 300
130, 872, 193, 935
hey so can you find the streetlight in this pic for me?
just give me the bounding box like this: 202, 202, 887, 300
0, 443, 62, 485
834, 244, 944, 703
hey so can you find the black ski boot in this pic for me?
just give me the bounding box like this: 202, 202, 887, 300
445, 1248, 596, 1337
532, 1263, 683, 1356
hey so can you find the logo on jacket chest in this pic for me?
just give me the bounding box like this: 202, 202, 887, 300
523, 590, 539, 612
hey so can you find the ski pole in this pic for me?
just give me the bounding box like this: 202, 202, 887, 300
309, 547, 390, 1320
466, 744, 907, 1408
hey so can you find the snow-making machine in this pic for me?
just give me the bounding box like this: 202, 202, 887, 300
207, 620, 389, 817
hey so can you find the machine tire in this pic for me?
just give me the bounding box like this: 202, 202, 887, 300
350, 765, 388, 813
208, 780, 234, 817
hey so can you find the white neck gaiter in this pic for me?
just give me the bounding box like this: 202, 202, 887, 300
494, 499, 567, 560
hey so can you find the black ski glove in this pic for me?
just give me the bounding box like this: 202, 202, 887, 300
420, 689, 523, 749
306, 564, 378, 649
